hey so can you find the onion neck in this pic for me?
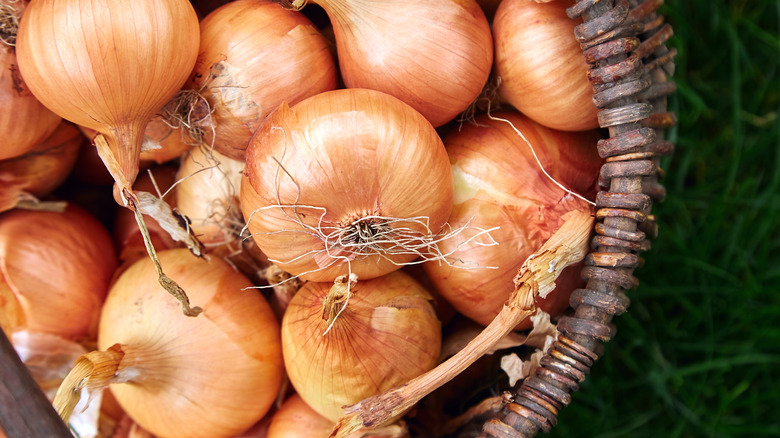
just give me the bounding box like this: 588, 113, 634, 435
99, 122, 145, 198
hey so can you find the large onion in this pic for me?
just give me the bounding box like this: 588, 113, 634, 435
295, 0, 493, 127
241, 88, 453, 282
54, 249, 284, 438
493, 0, 599, 131
281, 270, 441, 421
424, 111, 603, 327
184, 0, 338, 160
0, 204, 117, 340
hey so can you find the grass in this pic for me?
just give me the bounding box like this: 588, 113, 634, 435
549, 1, 780, 437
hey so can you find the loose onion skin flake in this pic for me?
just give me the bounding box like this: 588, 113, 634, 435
186, 0, 338, 161
295, 0, 493, 127
281, 270, 441, 422
493, 0, 599, 131
241, 88, 453, 282
424, 111, 603, 328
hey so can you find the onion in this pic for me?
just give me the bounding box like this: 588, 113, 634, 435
294, 0, 493, 127
53, 249, 285, 438
268, 394, 334, 438
0, 204, 117, 340
183, 0, 338, 161
281, 270, 441, 421
493, 0, 599, 131
241, 88, 453, 282
175, 146, 244, 247
0, 0, 61, 161
0, 121, 83, 212
16, 0, 199, 195
423, 111, 603, 328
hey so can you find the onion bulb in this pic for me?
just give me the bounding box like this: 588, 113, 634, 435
493, 0, 599, 131
281, 270, 441, 421
0, 204, 117, 340
241, 88, 453, 282
16, 0, 199, 194
295, 0, 493, 127
0, 121, 83, 213
183, 0, 337, 161
268, 394, 334, 438
423, 111, 602, 328
0, 0, 61, 161
54, 249, 284, 438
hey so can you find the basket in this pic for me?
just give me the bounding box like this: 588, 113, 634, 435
0, 0, 676, 437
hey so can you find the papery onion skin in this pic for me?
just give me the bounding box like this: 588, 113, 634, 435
267, 393, 333, 438
281, 270, 441, 421
0, 121, 83, 213
16, 0, 200, 189
423, 111, 602, 328
311, 0, 493, 127
241, 88, 453, 282
189, 0, 338, 161
100, 249, 284, 438
0, 204, 117, 340
493, 0, 599, 132
0, 44, 61, 161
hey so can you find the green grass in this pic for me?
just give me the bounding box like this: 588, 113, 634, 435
549, 1, 780, 437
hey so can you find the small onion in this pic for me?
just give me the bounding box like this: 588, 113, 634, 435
423, 111, 602, 328
0, 204, 117, 340
92, 249, 284, 438
267, 394, 333, 438
0, 1, 61, 161
281, 270, 441, 421
493, 0, 599, 131
185, 0, 338, 160
16, 0, 199, 193
299, 0, 493, 127
0, 121, 83, 213
241, 88, 453, 282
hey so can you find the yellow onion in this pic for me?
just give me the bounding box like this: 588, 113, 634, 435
183, 0, 337, 161
493, 0, 599, 131
423, 111, 602, 328
297, 0, 493, 127
267, 394, 334, 438
0, 121, 83, 212
0, 204, 117, 340
241, 88, 453, 282
55, 249, 284, 438
0, 0, 61, 161
15, 0, 199, 194
175, 146, 245, 247
281, 270, 441, 421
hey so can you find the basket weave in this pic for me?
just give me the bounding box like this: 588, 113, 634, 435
477, 0, 676, 436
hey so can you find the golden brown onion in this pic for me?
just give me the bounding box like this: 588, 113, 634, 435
268, 394, 333, 438
0, 204, 117, 340
186, 0, 338, 160
423, 111, 602, 328
241, 88, 453, 282
95, 249, 284, 438
301, 0, 493, 127
281, 270, 441, 421
16, 0, 199, 193
493, 0, 599, 131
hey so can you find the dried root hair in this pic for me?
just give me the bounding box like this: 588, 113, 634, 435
0, 1, 21, 46
457, 74, 504, 128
